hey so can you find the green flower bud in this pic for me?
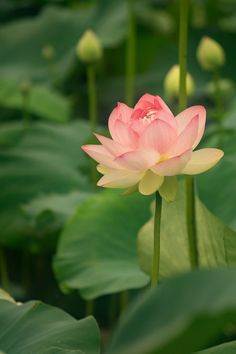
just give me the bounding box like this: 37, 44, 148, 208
197, 37, 225, 71
76, 30, 103, 64
20, 80, 32, 96
164, 65, 195, 98
42, 45, 55, 61
206, 78, 235, 96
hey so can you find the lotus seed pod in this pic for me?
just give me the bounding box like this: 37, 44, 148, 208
164, 65, 195, 98
76, 30, 103, 64
42, 45, 55, 61
197, 37, 225, 71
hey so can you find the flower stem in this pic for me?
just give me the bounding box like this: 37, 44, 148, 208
185, 175, 198, 267
151, 192, 162, 287
86, 64, 98, 132
120, 290, 129, 314
0, 248, 10, 291
86, 299, 95, 316
22, 92, 31, 129
213, 69, 223, 122
213, 69, 224, 145
178, 0, 189, 112
125, 0, 136, 106
178, 0, 199, 268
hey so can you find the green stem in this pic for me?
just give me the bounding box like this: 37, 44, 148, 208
0, 248, 10, 291
86, 64, 97, 132
178, 0, 199, 268
151, 192, 162, 287
178, 0, 189, 112
120, 290, 129, 314
213, 69, 224, 145
213, 69, 223, 122
22, 93, 31, 129
125, 0, 136, 106
85, 299, 95, 317
185, 176, 198, 267
109, 294, 117, 326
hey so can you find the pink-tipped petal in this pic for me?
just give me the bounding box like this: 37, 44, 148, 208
151, 150, 192, 176
108, 102, 133, 138
175, 105, 206, 149
82, 144, 120, 169
97, 169, 144, 188
111, 120, 138, 148
138, 171, 164, 195
94, 133, 127, 156
181, 148, 224, 175
96, 164, 111, 175
140, 119, 177, 154
115, 149, 160, 171
168, 115, 199, 157
134, 94, 173, 117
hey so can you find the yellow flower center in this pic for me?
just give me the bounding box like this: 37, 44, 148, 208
159, 155, 169, 163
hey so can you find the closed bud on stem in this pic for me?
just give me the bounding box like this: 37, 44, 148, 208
20, 80, 32, 96
206, 78, 235, 97
42, 45, 55, 61
197, 37, 225, 71
164, 65, 195, 99
76, 30, 103, 64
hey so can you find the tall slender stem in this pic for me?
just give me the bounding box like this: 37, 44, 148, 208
213, 69, 224, 145
86, 64, 97, 132
185, 175, 198, 267
86, 299, 95, 317
213, 70, 222, 119
125, 0, 136, 106
0, 248, 10, 291
120, 290, 129, 314
151, 192, 162, 287
178, 0, 189, 112
178, 0, 199, 268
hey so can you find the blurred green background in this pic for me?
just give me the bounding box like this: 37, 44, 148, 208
0, 0, 236, 335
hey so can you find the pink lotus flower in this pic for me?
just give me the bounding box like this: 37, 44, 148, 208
82, 94, 224, 197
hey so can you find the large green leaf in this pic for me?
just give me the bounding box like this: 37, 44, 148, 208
137, 181, 236, 278
197, 132, 236, 232
0, 299, 100, 354
107, 268, 236, 354
0, 121, 90, 247
22, 191, 92, 226
0, 1, 127, 81
197, 341, 236, 353
0, 79, 71, 122
54, 190, 151, 299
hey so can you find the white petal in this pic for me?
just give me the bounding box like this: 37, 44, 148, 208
138, 170, 164, 195
97, 170, 144, 188
159, 176, 178, 202
181, 148, 224, 175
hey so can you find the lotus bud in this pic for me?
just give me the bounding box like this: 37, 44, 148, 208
76, 30, 103, 64
206, 78, 235, 96
42, 45, 55, 61
20, 80, 31, 96
197, 37, 225, 71
164, 65, 195, 99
